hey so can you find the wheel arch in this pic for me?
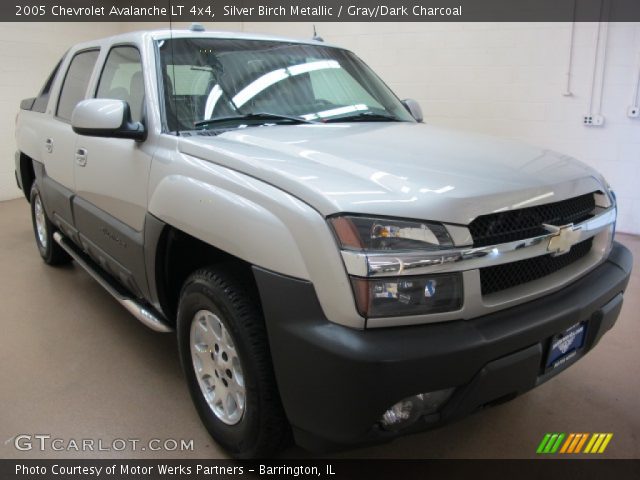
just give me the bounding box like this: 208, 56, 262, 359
18, 152, 36, 201
148, 220, 258, 324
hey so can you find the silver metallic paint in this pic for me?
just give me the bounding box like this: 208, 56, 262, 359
71, 99, 128, 131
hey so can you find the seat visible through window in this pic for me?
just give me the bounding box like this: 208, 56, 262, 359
96, 46, 144, 123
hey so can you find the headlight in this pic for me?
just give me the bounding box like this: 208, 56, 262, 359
351, 273, 463, 318
329, 215, 462, 318
329, 215, 453, 251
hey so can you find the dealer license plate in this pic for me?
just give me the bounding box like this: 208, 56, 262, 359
546, 322, 586, 372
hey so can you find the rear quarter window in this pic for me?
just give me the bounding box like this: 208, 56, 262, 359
32, 56, 64, 113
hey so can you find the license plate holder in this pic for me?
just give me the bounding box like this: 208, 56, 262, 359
545, 321, 586, 372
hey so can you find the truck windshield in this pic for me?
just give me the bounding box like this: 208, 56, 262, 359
156, 37, 414, 132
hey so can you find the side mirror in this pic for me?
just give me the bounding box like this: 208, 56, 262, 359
71, 99, 146, 141
402, 98, 423, 123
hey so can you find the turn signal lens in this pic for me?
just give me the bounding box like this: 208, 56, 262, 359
330, 215, 453, 251
351, 273, 463, 318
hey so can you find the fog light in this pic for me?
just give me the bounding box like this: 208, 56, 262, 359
379, 388, 454, 431
380, 397, 423, 431
351, 273, 463, 318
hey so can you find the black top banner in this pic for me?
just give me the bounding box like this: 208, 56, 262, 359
4, 0, 640, 22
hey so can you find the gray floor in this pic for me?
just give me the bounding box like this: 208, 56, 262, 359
0, 197, 638, 459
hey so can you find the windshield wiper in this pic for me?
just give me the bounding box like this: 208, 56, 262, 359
323, 111, 402, 123
194, 112, 315, 129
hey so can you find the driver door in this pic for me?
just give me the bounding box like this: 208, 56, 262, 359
73, 45, 152, 297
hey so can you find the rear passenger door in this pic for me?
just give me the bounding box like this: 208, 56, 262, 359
40, 49, 99, 229
72, 45, 153, 298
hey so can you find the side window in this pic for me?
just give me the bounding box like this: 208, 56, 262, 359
56, 50, 99, 121
32, 56, 64, 113
96, 46, 144, 123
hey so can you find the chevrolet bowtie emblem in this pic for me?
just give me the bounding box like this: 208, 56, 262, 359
543, 223, 582, 256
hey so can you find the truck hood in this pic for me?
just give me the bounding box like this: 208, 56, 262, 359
178, 122, 604, 224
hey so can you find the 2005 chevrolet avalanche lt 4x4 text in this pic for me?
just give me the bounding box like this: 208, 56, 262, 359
14, 28, 633, 458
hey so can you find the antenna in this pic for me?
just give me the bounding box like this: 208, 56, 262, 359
168, 0, 178, 135
312, 25, 324, 42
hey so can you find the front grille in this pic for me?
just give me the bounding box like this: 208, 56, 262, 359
480, 237, 593, 296
469, 193, 596, 247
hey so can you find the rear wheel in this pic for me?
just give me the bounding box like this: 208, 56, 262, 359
177, 267, 289, 458
30, 185, 71, 266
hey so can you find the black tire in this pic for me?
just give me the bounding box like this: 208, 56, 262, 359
30, 185, 71, 266
177, 267, 289, 458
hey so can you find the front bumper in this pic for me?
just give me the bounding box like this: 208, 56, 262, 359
253, 242, 633, 452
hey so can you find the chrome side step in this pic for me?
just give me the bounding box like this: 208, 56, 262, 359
53, 232, 173, 333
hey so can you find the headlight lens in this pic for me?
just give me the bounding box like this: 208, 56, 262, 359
351, 273, 463, 318
329, 215, 453, 251
329, 215, 461, 318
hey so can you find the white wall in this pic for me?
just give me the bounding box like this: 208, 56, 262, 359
244, 22, 640, 234
2, 21, 639, 234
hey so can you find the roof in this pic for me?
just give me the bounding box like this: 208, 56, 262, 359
77, 28, 335, 49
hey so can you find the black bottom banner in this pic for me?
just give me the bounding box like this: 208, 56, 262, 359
3, 459, 640, 480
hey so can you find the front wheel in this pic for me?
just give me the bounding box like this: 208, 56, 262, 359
176, 267, 289, 458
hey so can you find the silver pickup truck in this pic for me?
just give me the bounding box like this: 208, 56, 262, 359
15, 27, 633, 458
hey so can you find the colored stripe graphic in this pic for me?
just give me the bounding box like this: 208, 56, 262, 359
568, 433, 587, 453
568, 433, 581, 453
574, 433, 589, 453
562, 433, 580, 453
544, 433, 558, 453
584, 433, 614, 454
536, 433, 565, 454
538, 433, 613, 454
536, 433, 552, 454
584, 433, 598, 453
597, 433, 613, 453
550, 433, 565, 453
559, 433, 575, 453
592, 434, 606, 453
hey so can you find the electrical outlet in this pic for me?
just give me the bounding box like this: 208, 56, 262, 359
583, 114, 605, 126
627, 106, 640, 118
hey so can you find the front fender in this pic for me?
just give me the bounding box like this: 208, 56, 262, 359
148, 174, 309, 280
147, 150, 364, 329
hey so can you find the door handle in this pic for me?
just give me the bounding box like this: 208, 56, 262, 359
75, 148, 88, 167
45, 138, 53, 153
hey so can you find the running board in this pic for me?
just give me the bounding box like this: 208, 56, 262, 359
53, 232, 173, 333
